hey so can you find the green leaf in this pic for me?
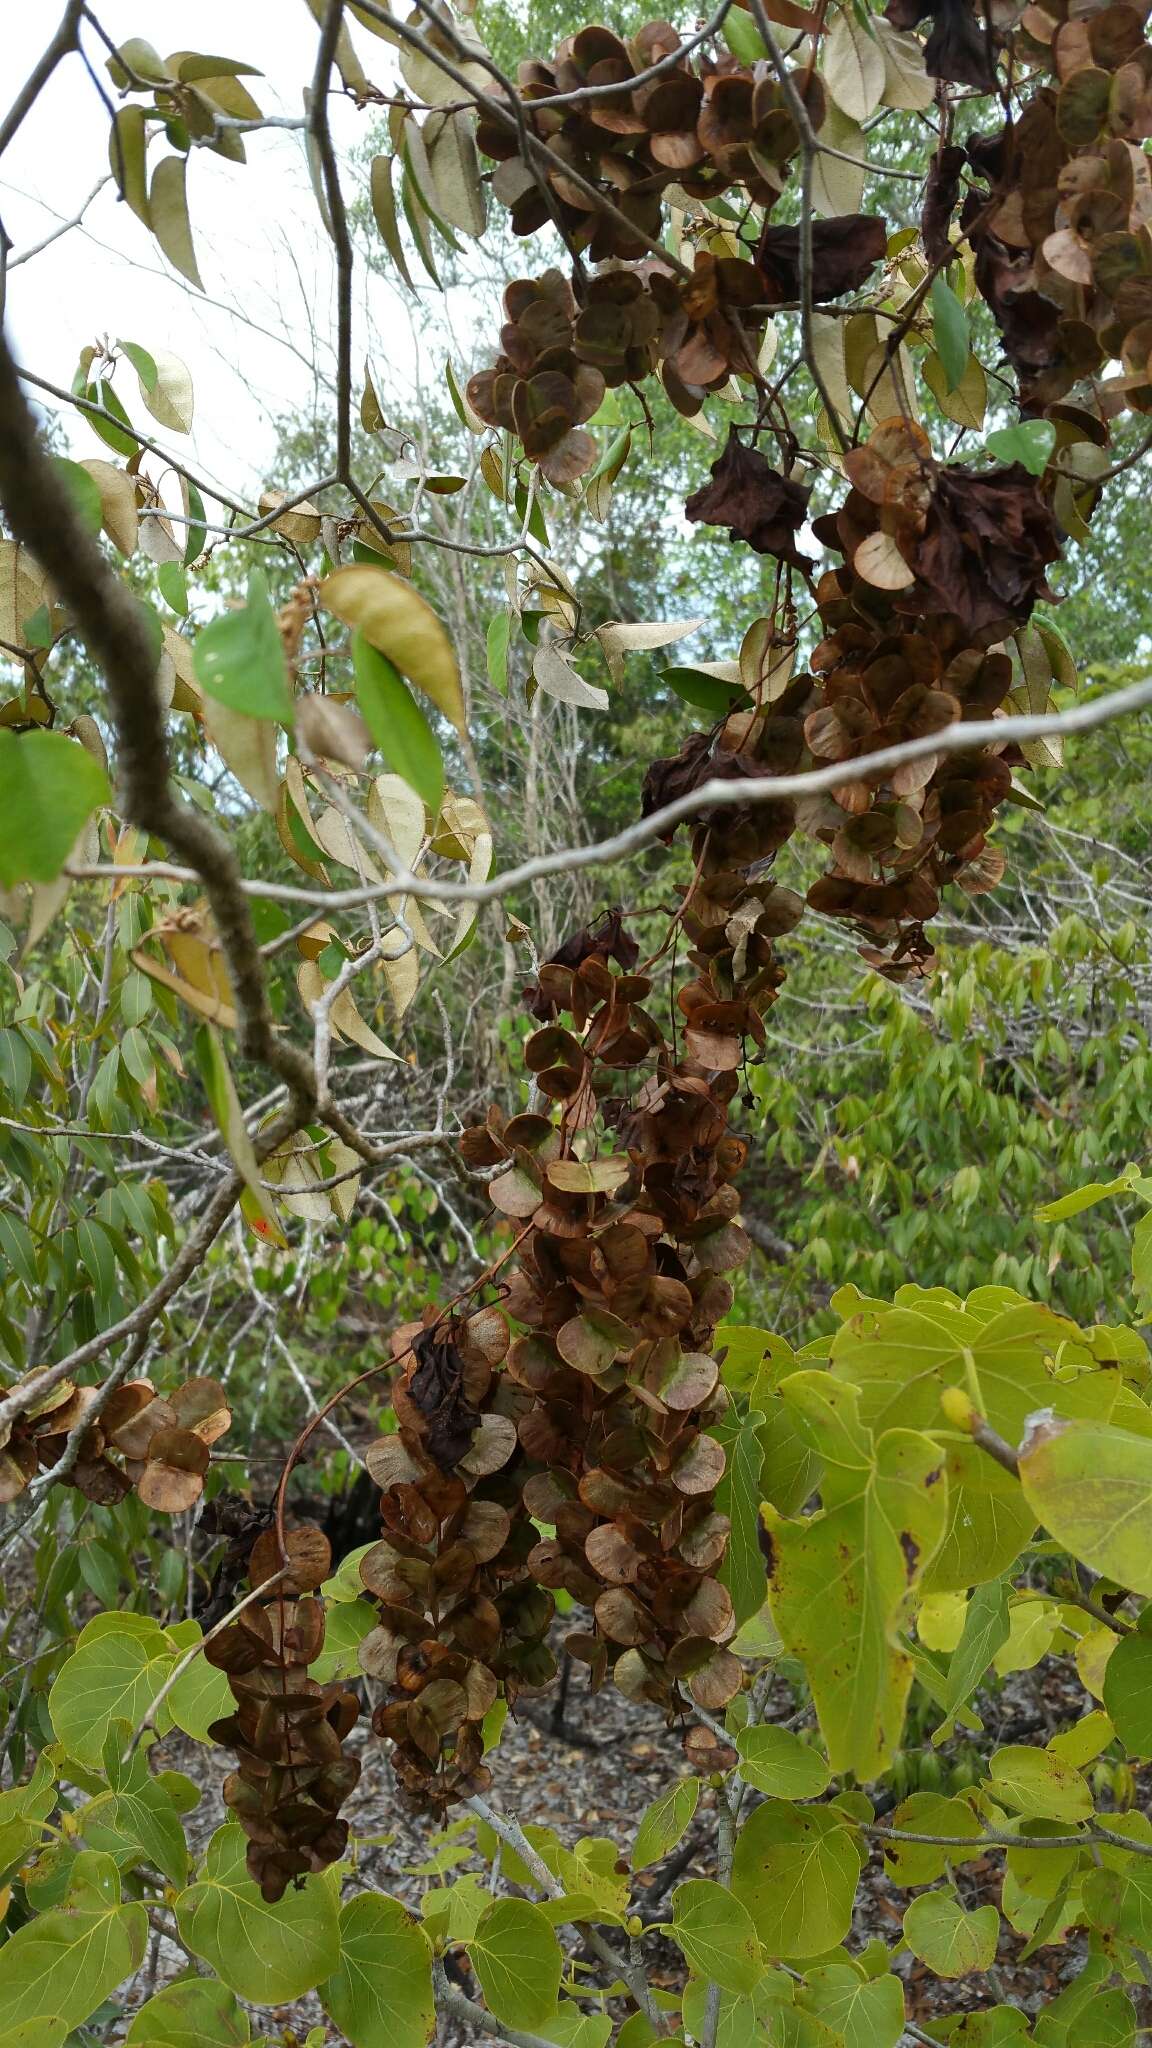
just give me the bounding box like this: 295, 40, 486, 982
164, 1637, 232, 1741
933, 1576, 1011, 1741
486, 611, 511, 694
923, 1442, 1035, 1596
663, 667, 752, 717
731, 1801, 859, 1959
538, 2003, 612, 2047
117, 340, 159, 393
1103, 1628, 1152, 1756
353, 633, 444, 811
0, 732, 110, 886
195, 1023, 282, 1240
930, 277, 969, 393
309, 1597, 377, 1681
1019, 1418, 1152, 1594
126, 1977, 251, 2044
1035, 1171, 1137, 1222
320, 1893, 435, 2048
322, 562, 465, 731
902, 1890, 999, 1977
183, 479, 207, 566
985, 419, 1056, 475
466, 1899, 563, 2029
736, 1725, 830, 1801
632, 1778, 700, 1872
671, 1879, 763, 1994
799, 1963, 906, 2048
176, 1824, 340, 2002
0, 1850, 147, 2030
82, 1737, 189, 1886
158, 561, 189, 615
715, 1408, 769, 1627
53, 457, 104, 534
109, 104, 150, 224
722, 6, 769, 60
49, 1616, 176, 1767
86, 378, 139, 455
989, 1744, 1092, 1822
765, 1376, 947, 1775
882, 1792, 984, 1887
193, 570, 293, 722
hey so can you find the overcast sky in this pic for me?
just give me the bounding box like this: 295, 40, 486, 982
2, 3, 454, 504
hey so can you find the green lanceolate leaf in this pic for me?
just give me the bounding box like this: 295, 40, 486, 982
662, 667, 751, 717
715, 1407, 769, 1626
320, 1893, 435, 2048
486, 611, 511, 694
195, 1022, 283, 1241
930, 276, 969, 394
193, 569, 294, 722
632, 1776, 700, 1869
670, 1879, 763, 1994
933, 1576, 1012, 1741
353, 632, 444, 811
149, 154, 203, 289
0, 732, 110, 887
175, 1824, 340, 2002
465, 1898, 562, 2029
1103, 1627, 1152, 1756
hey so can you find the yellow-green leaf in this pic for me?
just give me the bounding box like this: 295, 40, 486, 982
321, 564, 464, 731
149, 155, 203, 290
1019, 1418, 1152, 1595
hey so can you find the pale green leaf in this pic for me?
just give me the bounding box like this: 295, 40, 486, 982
632, 1776, 699, 1870
902, 1890, 999, 1977
126, 1977, 251, 2044
176, 1824, 339, 2002
736, 1725, 830, 1801
149, 155, 203, 289
1019, 1418, 1152, 1595
731, 1801, 859, 1959
466, 1898, 562, 2029
320, 1893, 435, 2048
671, 1879, 763, 1994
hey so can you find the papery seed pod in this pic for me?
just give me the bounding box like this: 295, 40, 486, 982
205, 1523, 361, 1901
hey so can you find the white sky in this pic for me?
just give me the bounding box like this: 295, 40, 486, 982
2, 3, 464, 505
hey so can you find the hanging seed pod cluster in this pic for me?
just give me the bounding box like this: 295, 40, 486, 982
205, 1526, 362, 1902
236, 0, 1152, 1836
0, 1372, 230, 1511
354, 914, 772, 1811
